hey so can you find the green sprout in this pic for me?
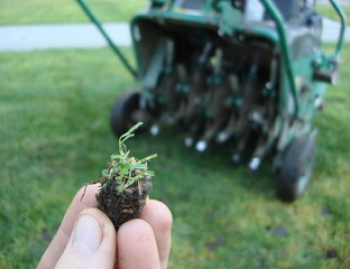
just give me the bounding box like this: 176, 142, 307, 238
81, 122, 157, 200
99, 122, 157, 193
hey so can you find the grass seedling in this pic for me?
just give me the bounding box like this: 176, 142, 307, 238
83, 122, 157, 229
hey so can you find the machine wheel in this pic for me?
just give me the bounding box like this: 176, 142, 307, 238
110, 90, 142, 137
277, 137, 315, 202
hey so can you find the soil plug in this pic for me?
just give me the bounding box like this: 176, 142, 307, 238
83, 122, 157, 230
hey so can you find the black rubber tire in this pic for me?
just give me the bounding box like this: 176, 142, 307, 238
277, 137, 315, 202
110, 90, 141, 137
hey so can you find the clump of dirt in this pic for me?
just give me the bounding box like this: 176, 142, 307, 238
85, 122, 156, 230
96, 157, 154, 229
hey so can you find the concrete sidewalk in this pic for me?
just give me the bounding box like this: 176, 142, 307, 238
0, 23, 131, 52
0, 19, 349, 52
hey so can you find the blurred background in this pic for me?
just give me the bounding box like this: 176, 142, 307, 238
0, 1, 349, 268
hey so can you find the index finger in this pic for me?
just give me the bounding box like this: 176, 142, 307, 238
37, 184, 100, 269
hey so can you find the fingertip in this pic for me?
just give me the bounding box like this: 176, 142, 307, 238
60, 184, 101, 238
141, 200, 173, 233
118, 219, 155, 247
118, 219, 160, 268
75, 183, 101, 207
140, 200, 172, 269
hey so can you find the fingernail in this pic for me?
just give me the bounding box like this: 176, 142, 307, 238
72, 214, 103, 254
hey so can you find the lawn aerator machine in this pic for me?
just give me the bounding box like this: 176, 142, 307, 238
76, 0, 347, 201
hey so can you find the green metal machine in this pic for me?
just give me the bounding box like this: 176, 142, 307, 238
77, 0, 347, 201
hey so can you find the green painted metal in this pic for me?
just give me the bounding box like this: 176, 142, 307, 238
259, 0, 299, 120
292, 55, 316, 123
311, 1, 346, 86
151, 0, 169, 4
329, 0, 347, 60
216, 1, 242, 36
142, 39, 168, 89
75, 0, 137, 79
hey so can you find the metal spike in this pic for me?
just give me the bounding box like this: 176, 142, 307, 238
184, 137, 194, 148
195, 140, 207, 152
217, 131, 229, 143
232, 153, 241, 163
249, 157, 261, 171
150, 125, 160, 136
314, 97, 324, 110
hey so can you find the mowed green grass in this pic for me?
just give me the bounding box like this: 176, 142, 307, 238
0, 44, 349, 268
0, 0, 146, 25
316, 4, 350, 22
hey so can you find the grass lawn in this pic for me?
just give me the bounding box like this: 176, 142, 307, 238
0, 43, 349, 268
316, 4, 350, 22
0, 0, 145, 25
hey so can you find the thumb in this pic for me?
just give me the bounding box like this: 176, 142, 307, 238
54, 208, 116, 269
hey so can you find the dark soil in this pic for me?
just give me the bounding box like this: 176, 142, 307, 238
96, 175, 152, 230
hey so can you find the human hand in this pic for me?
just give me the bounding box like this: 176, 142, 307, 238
37, 184, 172, 269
